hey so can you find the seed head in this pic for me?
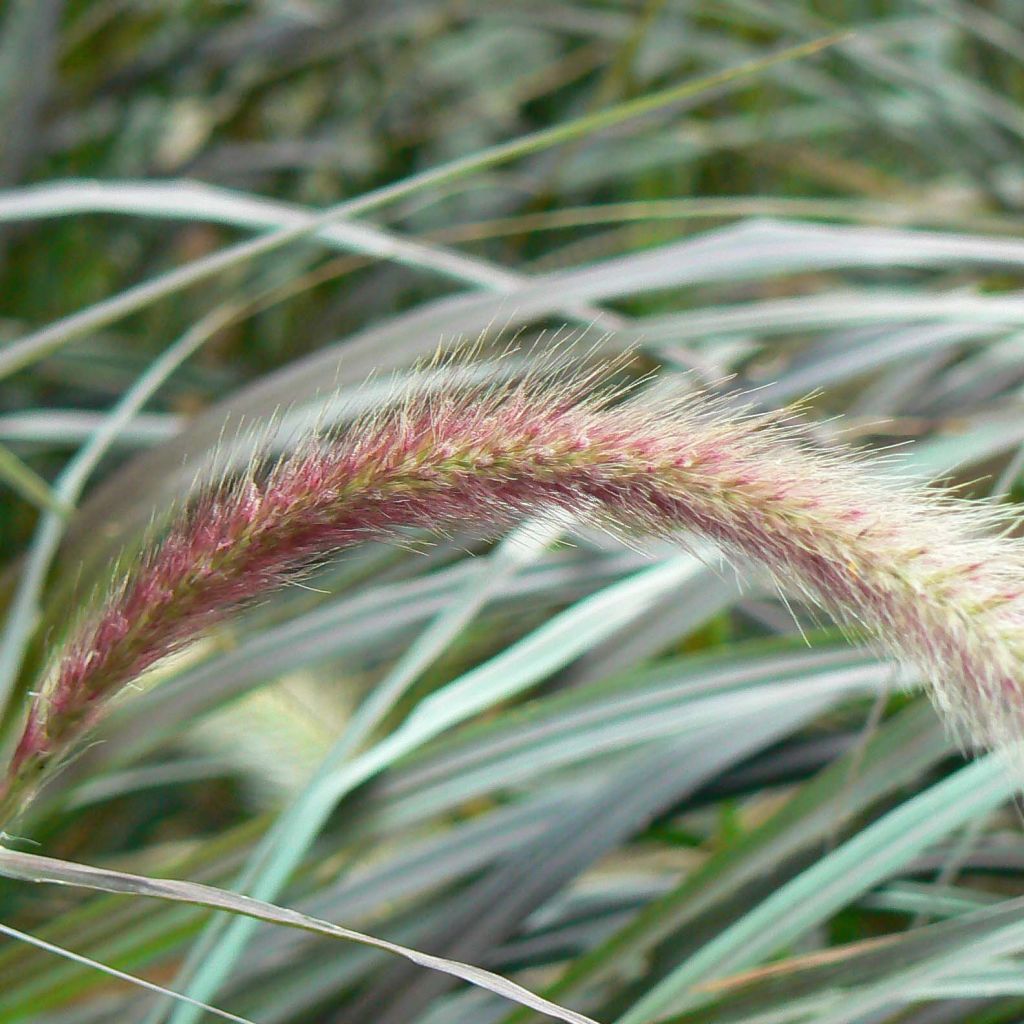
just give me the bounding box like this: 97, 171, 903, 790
3, 358, 1023, 820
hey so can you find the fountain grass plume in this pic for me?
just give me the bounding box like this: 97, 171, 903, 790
4, 348, 1024, 822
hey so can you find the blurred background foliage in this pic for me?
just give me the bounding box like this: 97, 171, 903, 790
3, 1, 1024, 1023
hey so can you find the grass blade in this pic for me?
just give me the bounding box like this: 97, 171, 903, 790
0, 35, 842, 381
0, 848, 599, 1024
0, 921, 255, 1024
0, 441, 68, 515
619, 754, 1018, 1022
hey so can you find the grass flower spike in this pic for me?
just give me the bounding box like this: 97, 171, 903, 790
4, 357, 1024, 821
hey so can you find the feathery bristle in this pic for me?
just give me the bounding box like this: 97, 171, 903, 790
4, 357, 1024, 820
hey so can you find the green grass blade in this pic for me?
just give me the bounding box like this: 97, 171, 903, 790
0, 35, 842, 381
0, 848, 598, 1024
147, 517, 566, 1022
497, 700, 949, 1024
0, 441, 68, 515
0, 922, 254, 1024
618, 754, 1018, 1023
161, 555, 702, 1023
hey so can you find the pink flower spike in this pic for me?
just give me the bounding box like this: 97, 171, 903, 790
3, 360, 1024, 822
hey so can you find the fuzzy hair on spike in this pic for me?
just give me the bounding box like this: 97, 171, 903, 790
3, 346, 1024, 821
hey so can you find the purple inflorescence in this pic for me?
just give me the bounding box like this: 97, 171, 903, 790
4, 363, 1023, 820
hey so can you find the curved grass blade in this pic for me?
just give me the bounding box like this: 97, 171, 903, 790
0, 179, 531, 292
641, 291, 1024, 343
0, 35, 842, 381
0, 848, 600, 1024
0, 651, 911, 1019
